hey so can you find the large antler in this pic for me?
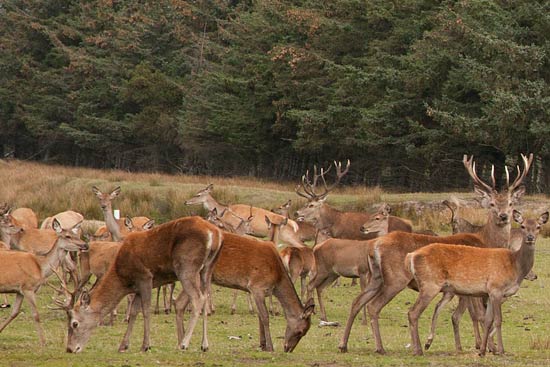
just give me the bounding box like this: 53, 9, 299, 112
295, 160, 350, 201
506, 153, 533, 192
49, 264, 84, 312
463, 155, 495, 193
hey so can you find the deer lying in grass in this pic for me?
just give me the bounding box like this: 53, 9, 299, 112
194, 231, 315, 352
338, 153, 533, 354
0, 219, 87, 345
406, 210, 548, 356
65, 216, 223, 353
185, 184, 303, 247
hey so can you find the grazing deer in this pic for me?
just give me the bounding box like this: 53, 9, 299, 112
185, 184, 304, 247
338, 153, 533, 354
205, 207, 255, 315
192, 231, 315, 352
0, 219, 87, 345
406, 210, 548, 356
65, 216, 223, 353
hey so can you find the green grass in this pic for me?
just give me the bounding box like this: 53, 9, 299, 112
0, 239, 549, 366
2, 160, 550, 366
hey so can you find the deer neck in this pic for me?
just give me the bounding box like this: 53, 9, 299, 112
478, 215, 511, 248
273, 273, 305, 322
101, 205, 122, 242
202, 195, 227, 214
34, 241, 67, 279
511, 242, 536, 282
90, 270, 131, 319
317, 204, 338, 230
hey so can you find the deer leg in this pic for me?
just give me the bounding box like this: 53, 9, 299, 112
230, 289, 239, 315
350, 278, 358, 286
179, 274, 206, 351
300, 274, 307, 302
451, 296, 468, 351
0, 293, 24, 334
479, 299, 495, 357
467, 297, 485, 350
174, 290, 190, 348
119, 293, 142, 352
425, 292, 454, 351
408, 286, 441, 356
138, 282, 153, 352
269, 295, 279, 316
359, 274, 368, 325
125, 293, 136, 322
315, 274, 339, 322
0, 294, 9, 308
247, 293, 255, 314
490, 297, 504, 355
252, 291, 273, 352
23, 291, 45, 347
154, 286, 161, 315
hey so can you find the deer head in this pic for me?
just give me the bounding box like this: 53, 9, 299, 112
512, 210, 549, 245
295, 160, 350, 225
272, 199, 292, 217
92, 186, 121, 211
463, 153, 533, 227
66, 290, 97, 353
360, 204, 392, 235
52, 218, 88, 252
283, 297, 315, 352
184, 184, 214, 206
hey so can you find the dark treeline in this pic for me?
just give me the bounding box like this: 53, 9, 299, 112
1, 1, 549, 191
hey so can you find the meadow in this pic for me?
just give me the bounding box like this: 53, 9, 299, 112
1, 159, 549, 367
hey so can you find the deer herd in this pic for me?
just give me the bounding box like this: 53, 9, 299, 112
0, 153, 546, 358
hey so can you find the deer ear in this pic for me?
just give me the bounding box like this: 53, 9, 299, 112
301, 298, 315, 319
143, 219, 155, 230
110, 186, 121, 199
211, 208, 218, 216
91, 186, 101, 197
52, 218, 62, 234
512, 210, 523, 225
511, 185, 526, 204
265, 216, 272, 228
80, 290, 91, 308
124, 216, 133, 230
538, 212, 549, 225
474, 186, 493, 207
284, 200, 292, 208
205, 183, 214, 192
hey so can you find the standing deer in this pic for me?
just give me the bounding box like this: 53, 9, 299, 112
0, 219, 87, 345
205, 207, 255, 315
190, 231, 315, 352
272, 199, 318, 243
65, 216, 223, 353
338, 153, 533, 354
406, 210, 548, 356
185, 184, 304, 247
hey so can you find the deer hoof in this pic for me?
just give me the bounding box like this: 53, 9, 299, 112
118, 345, 129, 353
201, 345, 209, 352
338, 345, 348, 353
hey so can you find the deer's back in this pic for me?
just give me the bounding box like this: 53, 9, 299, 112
213, 233, 284, 292
11, 208, 38, 229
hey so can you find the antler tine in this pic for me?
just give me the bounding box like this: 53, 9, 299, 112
505, 166, 510, 187
509, 153, 534, 191
319, 160, 351, 198
490, 165, 496, 189
463, 154, 493, 192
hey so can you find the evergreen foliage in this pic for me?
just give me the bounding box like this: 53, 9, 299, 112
1, 0, 549, 191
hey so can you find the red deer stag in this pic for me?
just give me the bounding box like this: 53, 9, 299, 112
406, 210, 548, 356
64, 216, 223, 353
0, 219, 87, 345
338, 153, 533, 354
185, 184, 304, 247
189, 231, 314, 352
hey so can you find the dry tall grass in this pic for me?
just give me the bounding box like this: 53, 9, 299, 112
1, 159, 546, 235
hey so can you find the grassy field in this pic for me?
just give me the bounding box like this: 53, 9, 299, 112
1, 159, 550, 366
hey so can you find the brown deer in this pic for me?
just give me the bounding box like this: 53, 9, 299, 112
11, 207, 38, 229
91, 186, 125, 241
406, 210, 548, 356
190, 231, 315, 352
40, 210, 84, 232
65, 216, 223, 353
272, 199, 319, 243
338, 153, 533, 354
205, 207, 255, 315
185, 184, 304, 247
0, 219, 87, 345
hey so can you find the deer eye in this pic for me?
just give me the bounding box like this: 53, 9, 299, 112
490, 203, 495, 207
521, 225, 526, 229
72, 321, 79, 329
